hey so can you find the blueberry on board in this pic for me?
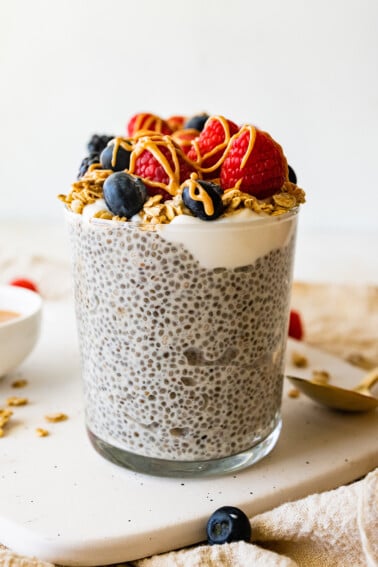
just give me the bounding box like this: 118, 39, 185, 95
87, 134, 114, 155
100, 142, 131, 172
184, 113, 209, 131
206, 506, 252, 545
288, 165, 297, 184
182, 180, 224, 221
103, 172, 147, 218
77, 153, 101, 179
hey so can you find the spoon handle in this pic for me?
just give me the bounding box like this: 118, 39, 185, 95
355, 367, 378, 394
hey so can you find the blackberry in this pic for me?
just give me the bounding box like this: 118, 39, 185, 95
77, 154, 101, 179
87, 134, 114, 155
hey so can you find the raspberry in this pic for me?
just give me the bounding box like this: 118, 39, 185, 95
133, 138, 196, 199
220, 126, 288, 198
288, 310, 304, 340
172, 128, 200, 155
187, 116, 239, 176
127, 113, 172, 137
167, 115, 186, 132
10, 278, 39, 293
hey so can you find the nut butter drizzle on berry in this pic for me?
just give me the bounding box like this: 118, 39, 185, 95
239, 125, 257, 169
128, 134, 182, 195
110, 137, 134, 168
191, 115, 234, 173
134, 113, 164, 135
128, 130, 193, 195
172, 128, 199, 151
223, 125, 257, 191
182, 173, 215, 216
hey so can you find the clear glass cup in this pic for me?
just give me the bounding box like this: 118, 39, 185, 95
66, 208, 299, 477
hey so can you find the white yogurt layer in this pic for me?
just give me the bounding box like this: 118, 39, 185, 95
82, 200, 297, 270
82, 199, 109, 220
158, 208, 297, 269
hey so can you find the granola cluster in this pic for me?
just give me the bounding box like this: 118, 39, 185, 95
59, 167, 305, 225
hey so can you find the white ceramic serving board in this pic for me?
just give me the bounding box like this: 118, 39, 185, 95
0, 298, 377, 566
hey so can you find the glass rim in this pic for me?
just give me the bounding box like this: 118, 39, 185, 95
64, 206, 299, 231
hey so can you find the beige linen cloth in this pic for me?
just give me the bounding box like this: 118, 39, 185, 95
0, 255, 377, 567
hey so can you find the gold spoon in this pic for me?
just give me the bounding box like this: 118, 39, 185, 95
287, 367, 378, 412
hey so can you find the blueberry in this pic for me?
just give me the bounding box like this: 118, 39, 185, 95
103, 172, 147, 218
184, 113, 209, 131
87, 134, 114, 155
206, 506, 251, 545
77, 153, 101, 179
288, 165, 297, 184
100, 141, 131, 172
182, 180, 224, 221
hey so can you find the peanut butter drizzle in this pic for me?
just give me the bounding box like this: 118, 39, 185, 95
172, 128, 200, 139
69, 132, 197, 200
214, 124, 258, 190
171, 128, 199, 149
133, 113, 164, 135
239, 125, 257, 169
129, 134, 184, 196
182, 173, 214, 216
191, 115, 233, 173
110, 137, 134, 168
224, 124, 289, 189
234, 178, 243, 190
61, 114, 299, 222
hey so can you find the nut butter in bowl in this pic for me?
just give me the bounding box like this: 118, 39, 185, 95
0, 285, 42, 378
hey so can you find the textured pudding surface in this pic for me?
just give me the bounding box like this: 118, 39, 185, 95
68, 213, 297, 461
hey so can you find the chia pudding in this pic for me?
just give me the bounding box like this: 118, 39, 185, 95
67, 211, 297, 464
60, 112, 305, 475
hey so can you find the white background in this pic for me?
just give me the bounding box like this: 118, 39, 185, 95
0, 0, 377, 240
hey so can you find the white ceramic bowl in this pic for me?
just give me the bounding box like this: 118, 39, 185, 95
0, 285, 42, 377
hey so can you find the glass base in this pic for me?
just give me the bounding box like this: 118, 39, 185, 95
87, 417, 282, 478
